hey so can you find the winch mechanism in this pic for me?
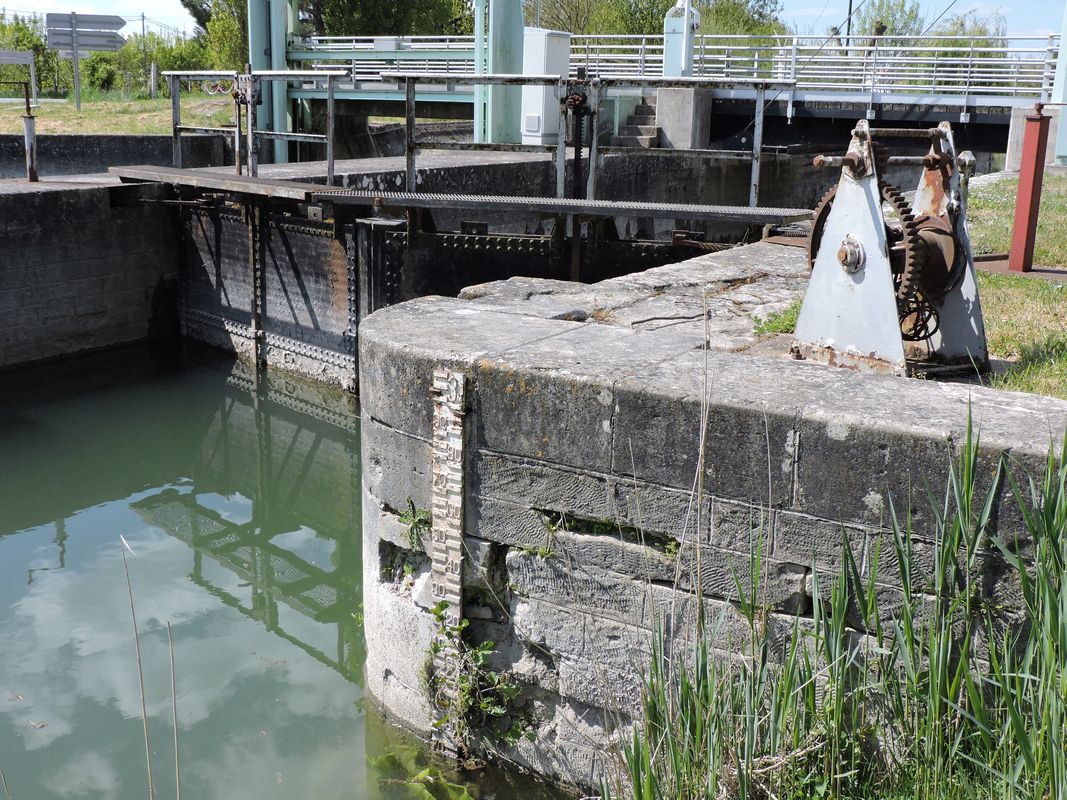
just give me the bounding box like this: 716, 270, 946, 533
791, 120, 989, 375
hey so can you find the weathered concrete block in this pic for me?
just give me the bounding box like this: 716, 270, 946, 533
470, 450, 613, 517
359, 297, 577, 438
612, 355, 795, 506
773, 509, 865, 573
468, 496, 552, 550
361, 416, 431, 514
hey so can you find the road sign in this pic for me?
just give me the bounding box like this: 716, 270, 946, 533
45, 12, 131, 110
0, 50, 38, 108
46, 30, 125, 51
44, 13, 126, 31
0, 50, 32, 65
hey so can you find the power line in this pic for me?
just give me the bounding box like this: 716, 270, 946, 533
920, 0, 962, 36
735, 0, 871, 135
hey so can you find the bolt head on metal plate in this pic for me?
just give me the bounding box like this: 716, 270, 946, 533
837, 235, 865, 274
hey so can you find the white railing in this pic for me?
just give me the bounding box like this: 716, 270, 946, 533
572, 33, 1058, 101
288, 32, 1059, 102
569, 35, 665, 77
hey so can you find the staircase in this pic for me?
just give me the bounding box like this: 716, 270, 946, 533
611, 96, 660, 148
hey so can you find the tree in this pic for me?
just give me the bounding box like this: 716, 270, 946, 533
932, 9, 1006, 38
699, 0, 788, 35
522, 0, 601, 34
854, 0, 923, 37
180, 0, 213, 34
300, 0, 457, 36
0, 12, 69, 96
588, 0, 675, 35
204, 0, 247, 69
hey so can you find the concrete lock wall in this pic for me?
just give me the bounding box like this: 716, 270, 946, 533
357, 245, 1067, 791
0, 134, 232, 179
0, 182, 180, 370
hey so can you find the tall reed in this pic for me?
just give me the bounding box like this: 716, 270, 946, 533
603, 420, 1067, 800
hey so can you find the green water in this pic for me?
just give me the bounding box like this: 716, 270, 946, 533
0, 348, 562, 800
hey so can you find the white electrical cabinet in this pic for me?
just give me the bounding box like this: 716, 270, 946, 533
521, 27, 570, 145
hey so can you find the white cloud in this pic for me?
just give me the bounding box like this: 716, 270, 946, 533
0, 519, 365, 798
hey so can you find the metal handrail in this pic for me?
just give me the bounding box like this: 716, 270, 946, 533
286, 31, 1059, 102
164, 69, 341, 183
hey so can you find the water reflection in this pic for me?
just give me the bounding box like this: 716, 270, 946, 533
0, 348, 563, 800
0, 348, 370, 799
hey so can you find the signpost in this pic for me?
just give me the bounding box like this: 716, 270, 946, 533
0, 50, 37, 108
45, 12, 126, 111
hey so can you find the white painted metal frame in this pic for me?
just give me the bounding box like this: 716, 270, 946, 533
793, 120, 906, 372
0, 50, 37, 108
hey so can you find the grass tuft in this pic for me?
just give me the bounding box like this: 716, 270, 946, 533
754, 298, 802, 336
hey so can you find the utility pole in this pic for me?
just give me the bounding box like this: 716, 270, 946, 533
845, 0, 853, 43
141, 13, 148, 89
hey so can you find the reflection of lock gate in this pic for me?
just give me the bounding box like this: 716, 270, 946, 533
792, 120, 989, 376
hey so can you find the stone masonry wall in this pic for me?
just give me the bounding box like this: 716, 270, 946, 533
0, 182, 180, 370
358, 241, 1067, 791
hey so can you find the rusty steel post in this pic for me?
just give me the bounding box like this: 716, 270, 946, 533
1009, 103, 1050, 273
22, 83, 36, 182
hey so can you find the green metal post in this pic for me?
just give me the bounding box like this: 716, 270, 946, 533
269, 0, 289, 163
247, 0, 271, 132
474, 0, 487, 143
486, 0, 523, 143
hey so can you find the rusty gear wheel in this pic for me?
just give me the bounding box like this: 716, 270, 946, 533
879, 181, 925, 302
806, 185, 837, 273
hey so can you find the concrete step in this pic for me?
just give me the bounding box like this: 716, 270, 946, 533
611, 133, 658, 148
632, 103, 656, 116
618, 124, 659, 137
627, 113, 658, 126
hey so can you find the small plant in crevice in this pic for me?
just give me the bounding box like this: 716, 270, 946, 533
753, 296, 802, 336
399, 498, 432, 551
426, 601, 533, 757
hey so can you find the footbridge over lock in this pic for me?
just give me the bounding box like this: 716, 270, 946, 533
263, 31, 1060, 156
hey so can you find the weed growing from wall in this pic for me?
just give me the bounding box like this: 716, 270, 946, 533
427, 601, 532, 758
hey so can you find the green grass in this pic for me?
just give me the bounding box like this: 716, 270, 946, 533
603, 422, 1067, 800
0, 92, 233, 135
968, 175, 1067, 268
978, 272, 1067, 399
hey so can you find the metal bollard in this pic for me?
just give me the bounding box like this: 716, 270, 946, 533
1009, 102, 1050, 273
23, 114, 37, 182
22, 83, 37, 182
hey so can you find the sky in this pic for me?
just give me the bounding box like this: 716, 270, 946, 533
10, 0, 1067, 41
